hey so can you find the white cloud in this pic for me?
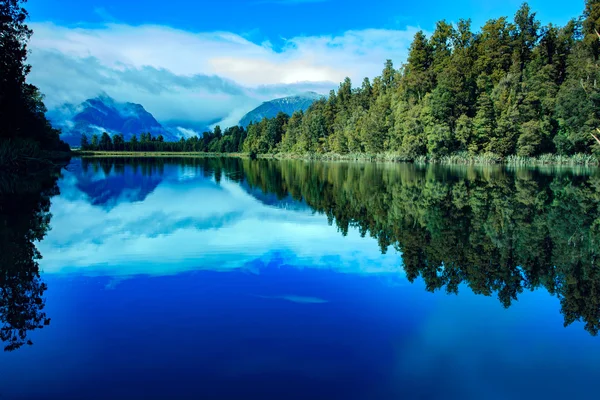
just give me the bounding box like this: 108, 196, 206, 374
28, 22, 422, 127
176, 127, 202, 139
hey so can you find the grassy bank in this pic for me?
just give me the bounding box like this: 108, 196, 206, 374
272, 152, 600, 165
262, 151, 600, 166
74, 150, 600, 166
74, 150, 249, 158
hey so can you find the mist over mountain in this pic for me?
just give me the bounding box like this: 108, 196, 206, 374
49, 94, 177, 146
239, 92, 324, 127
48, 92, 327, 146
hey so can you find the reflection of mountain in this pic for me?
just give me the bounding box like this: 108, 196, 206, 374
76, 174, 164, 209
49, 94, 176, 146
75, 158, 165, 209
75, 157, 311, 212
239, 92, 324, 127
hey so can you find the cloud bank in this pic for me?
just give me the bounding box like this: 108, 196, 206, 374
28, 22, 421, 127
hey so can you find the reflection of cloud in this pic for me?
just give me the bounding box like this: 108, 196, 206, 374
255, 295, 329, 304
37, 168, 403, 278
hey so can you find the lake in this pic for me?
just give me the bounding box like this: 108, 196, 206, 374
1, 157, 600, 399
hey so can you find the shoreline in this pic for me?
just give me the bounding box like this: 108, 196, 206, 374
73, 150, 600, 166
73, 151, 249, 158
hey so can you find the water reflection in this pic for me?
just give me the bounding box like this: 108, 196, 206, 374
39, 157, 402, 279
5, 155, 600, 358
2, 157, 600, 399
53, 157, 600, 337
0, 168, 62, 351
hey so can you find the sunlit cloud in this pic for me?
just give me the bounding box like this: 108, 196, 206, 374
28, 22, 422, 127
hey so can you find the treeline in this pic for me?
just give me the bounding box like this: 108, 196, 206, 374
84, 1, 600, 160
0, 0, 70, 170
0, 0, 69, 351
80, 126, 247, 153
82, 156, 600, 335
248, 1, 600, 159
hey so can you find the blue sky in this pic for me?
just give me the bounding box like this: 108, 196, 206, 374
26, 0, 586, 131
29, 0, 584, 43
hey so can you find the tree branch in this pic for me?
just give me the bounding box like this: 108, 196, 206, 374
592, 128, 600, 146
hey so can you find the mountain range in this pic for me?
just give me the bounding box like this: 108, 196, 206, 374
49, 92, 324, 146
239, 92, 324, 127
48, 94, 177, 146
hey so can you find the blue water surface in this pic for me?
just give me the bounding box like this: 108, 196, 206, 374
0, 158, 598, 400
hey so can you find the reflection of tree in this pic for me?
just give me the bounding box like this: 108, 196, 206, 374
85, 157, 600, 335
0, 168, 61, 351
238, 160, 600, 335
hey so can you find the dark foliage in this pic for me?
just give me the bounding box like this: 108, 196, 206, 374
0, 0, 69, 168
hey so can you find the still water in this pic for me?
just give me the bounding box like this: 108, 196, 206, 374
1, 157, 600, 399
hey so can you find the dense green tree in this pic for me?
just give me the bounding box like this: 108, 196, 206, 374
471, 93, 495, 153
112, 133, 124, 151
279, 111, 302, 152
512, 3, 540, 72
474, 17, 515, 88
381, 59, 397, 92
358, 77, 373, 109
430, 21, 455, 75
0, 0, 69, 166
583, 0, 600, 58
0, 0, 32, 139
404, 31, 434, 102
129, 134, 138, 151
90, 134, 99, 149
99, 132, 112, 151
85, 2, 599, 161
80, 134, 89, 150
455, 114, 474, 151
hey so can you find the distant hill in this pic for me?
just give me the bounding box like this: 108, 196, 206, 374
49, 94, 176, 146
239, 92, 324, 127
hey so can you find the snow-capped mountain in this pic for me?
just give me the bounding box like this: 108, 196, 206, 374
238, 92, 324, 127
49, 92, 326, 146
49, 94, 177, 146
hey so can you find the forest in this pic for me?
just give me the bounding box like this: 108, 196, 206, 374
82, 1, 600, 162
0, 0, 68, 350
0, 0, 70, 171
